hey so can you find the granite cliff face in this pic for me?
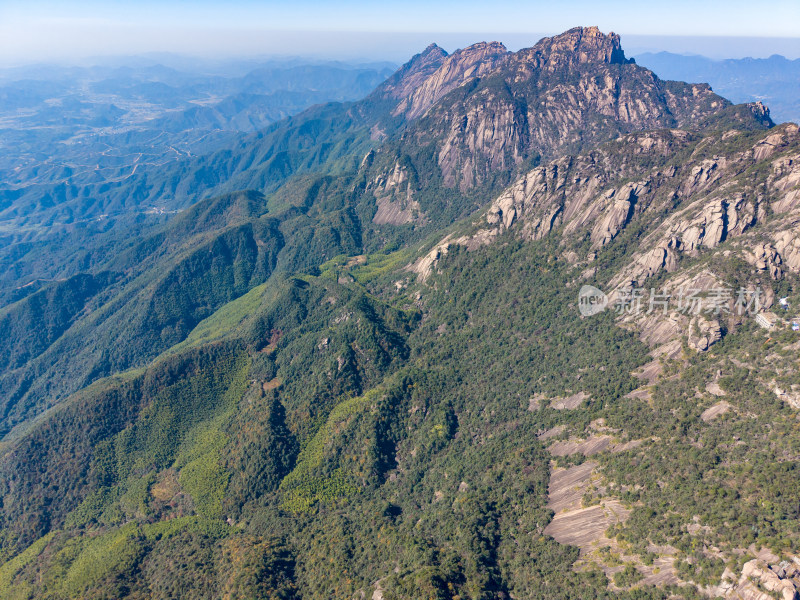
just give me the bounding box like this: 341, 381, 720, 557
511, 26, 631, 71
413, 121, 800, 392
479, 123, 800, 279
393, 41, 509, 119
372, 43, 449, 103
368, 26, 773, 199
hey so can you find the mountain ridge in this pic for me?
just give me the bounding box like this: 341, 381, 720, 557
0, 27, 798, 600
0, 26, 780, 434
0, 27, 773, 245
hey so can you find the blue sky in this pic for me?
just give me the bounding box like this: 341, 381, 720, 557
1, 0, 799, 64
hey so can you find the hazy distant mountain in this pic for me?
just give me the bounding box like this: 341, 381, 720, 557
0, 58, 396, 194
635, 51, 800, 124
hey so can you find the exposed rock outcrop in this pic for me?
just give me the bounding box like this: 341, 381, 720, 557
409, 236, 458, 281
712, 559, 800, 600
438, 95, 527, 191
700, 401, 731, 422
688, 315, 723, 352
370, 161, 424, 225
476, 125, 796, 276
373, 43, 448, 102
381, 27, 773, 193
590, 181, 647, 248
396, 41, 509, 120
774, 232, 800, 274
512, 26, 632, 74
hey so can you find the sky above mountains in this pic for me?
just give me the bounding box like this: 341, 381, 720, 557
1, 0, 799, 64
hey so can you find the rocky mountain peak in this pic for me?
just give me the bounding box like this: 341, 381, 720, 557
394, 40, 509, 119
383, 27, 637, 122
377, 26, 774, 194
514, 26, 631, 71
750, 100, 771, 119
372, 42, 449, 101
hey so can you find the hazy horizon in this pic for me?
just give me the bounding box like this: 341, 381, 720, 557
0, 32, 799, 71
1, 0, 799, 67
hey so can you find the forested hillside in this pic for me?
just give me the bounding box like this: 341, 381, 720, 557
0, 27, 798, 599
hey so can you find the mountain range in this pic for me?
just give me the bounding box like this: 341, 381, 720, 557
0, 26, 798, 600
0, 59, 396, 234
634, 51, 800, 125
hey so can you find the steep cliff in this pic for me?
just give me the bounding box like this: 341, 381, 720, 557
368, 26, 772, 203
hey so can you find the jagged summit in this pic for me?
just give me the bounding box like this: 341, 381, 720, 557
395, 40, 509, 119
372, 42, 448, 101
364, 26, 773, 194
518, 26, 632, 68
423, 42, 444, 52
380, 27, 636, 119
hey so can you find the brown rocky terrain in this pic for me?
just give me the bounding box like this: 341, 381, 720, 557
712, 557, 800, 600
368, 160, 424, 225
369, 26, 773, 197
394, 41, 509, 120
371, 43, 449, 104
545, 460, 685, 589
412, 122, 799, 368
